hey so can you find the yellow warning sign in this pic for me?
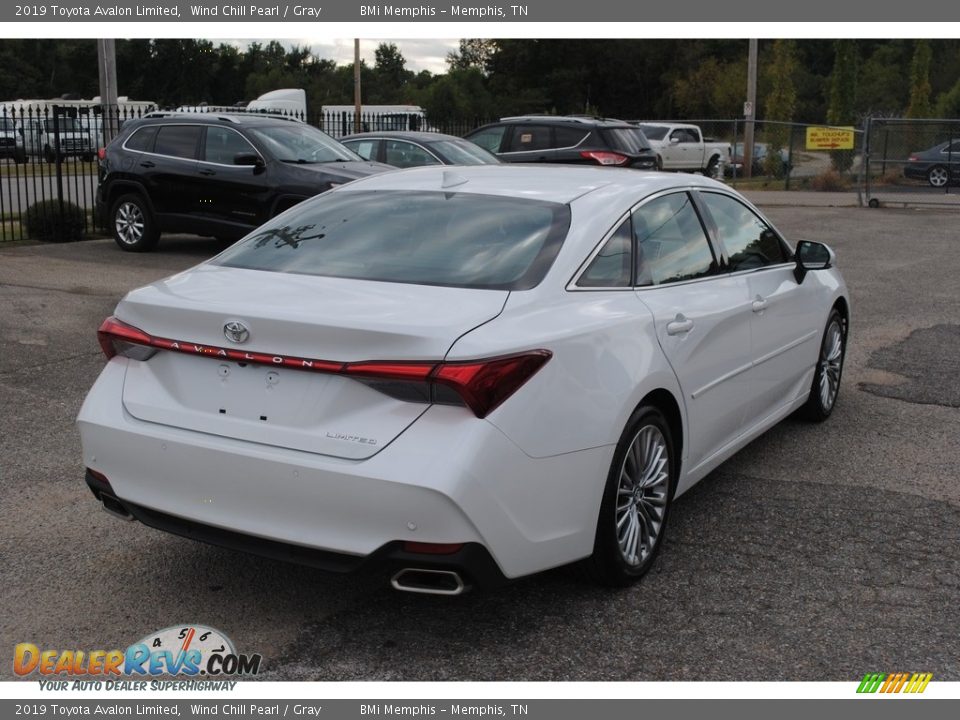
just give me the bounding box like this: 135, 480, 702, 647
806, 126, 855, 150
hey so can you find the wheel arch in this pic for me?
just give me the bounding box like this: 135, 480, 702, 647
105, 180, 155, 216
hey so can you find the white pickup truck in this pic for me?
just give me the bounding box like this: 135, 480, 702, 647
636, 123, 727, 178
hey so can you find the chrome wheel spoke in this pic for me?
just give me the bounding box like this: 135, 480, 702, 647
615, 423, 670, 566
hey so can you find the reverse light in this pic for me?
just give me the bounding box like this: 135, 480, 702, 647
581, 150, 629, 166
96, 316, 551, 418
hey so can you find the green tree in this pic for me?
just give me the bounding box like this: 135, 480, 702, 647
763, 40, 797, 176
906, 40, 933, 118
826, 40, 858, 171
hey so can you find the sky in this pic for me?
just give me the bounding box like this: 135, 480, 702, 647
222, 38, 461, 74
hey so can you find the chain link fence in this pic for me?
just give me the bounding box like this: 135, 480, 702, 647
656, 119, 862, 192
861, 118, 960, 209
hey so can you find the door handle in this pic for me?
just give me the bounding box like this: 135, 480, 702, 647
199, 168, 216, 176
752, 295, 768, 313
666, 314, 694, 336
139, 161, 155, 168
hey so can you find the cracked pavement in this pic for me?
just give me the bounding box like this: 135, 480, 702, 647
1, 207, 958, 681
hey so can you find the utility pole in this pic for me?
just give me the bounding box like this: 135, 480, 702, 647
96, 39, 119, 146
744, 38, 758, 179
353, 38, 362, 134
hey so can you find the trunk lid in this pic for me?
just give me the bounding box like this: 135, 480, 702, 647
118, 265, 507, 459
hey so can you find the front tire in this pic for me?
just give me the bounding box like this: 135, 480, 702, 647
927, 165, 949, 188
111, 193, 159, 252
800, 309, 846, 421
584, 406, 675, 586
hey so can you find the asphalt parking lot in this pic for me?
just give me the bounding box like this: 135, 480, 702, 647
1, 205, 958, 681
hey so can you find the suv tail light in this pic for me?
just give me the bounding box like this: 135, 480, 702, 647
96, 316, 551, 418
581, 150, 629, 166
97, 147, 106, 161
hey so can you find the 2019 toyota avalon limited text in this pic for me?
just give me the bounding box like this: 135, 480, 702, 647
78, 166, 849, 595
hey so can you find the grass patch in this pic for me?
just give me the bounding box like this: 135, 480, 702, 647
0, 160, 99, 178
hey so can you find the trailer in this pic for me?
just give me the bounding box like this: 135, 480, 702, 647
320, 105, 432, 138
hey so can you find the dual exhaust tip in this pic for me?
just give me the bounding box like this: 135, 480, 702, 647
97, 493, 468, 595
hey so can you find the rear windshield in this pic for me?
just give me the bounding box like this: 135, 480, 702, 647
637, 124, 668, 141
213, 190, 571, 290
603, 127, 652, 153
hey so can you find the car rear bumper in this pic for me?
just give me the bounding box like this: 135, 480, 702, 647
78, 359, 610, 583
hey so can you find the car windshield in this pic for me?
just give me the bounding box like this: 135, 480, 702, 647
247, 124, 362, 164
212, 190, 571, 290
637, 125, 668, 141
430, 138, 499, 165
603, 128, 651, 153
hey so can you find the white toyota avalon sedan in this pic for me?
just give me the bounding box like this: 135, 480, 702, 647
78, 166, 849, 595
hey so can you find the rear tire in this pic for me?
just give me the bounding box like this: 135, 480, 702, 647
583, 405, 675, 587
800, 309, 846, 422
111, 193, 159, 252
927, 165, 949, 188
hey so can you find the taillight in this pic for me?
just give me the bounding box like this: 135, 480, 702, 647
97, 147, 106, 161
95, 316, 551, 418
581, 150, 629, 166
908, 155, 919, 162
432, 351, 552, 418
97, 316, 157, 361
402, 541, 464, 555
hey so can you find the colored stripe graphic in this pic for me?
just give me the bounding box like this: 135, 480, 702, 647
856, 672, 932, 694
857, 673, 885, 693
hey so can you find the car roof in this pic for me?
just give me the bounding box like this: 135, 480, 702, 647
484, 116, 639, 129
340, 131, 463, 143
335, 164, 724, 204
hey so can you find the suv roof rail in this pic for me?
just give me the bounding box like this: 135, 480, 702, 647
142, 110, 303, 123
498, 115, 596, 124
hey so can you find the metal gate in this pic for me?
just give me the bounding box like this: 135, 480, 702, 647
861, 117, 960, 209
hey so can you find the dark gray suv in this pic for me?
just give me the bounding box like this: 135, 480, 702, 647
464, 116, 657, 170
97, 113, 391, 252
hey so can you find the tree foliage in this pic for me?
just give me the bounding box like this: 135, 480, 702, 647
906, 40, 933, 119
1, 38, 959, 129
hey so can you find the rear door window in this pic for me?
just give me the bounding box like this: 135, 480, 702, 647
124, 125, 158, 152
506, 125, 553, 152
153, 125, 202, 160
344, 139, 380, 161
384, 140, 441, 168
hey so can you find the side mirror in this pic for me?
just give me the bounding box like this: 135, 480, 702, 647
669, 136, 681, 144
233, 152, 264, 168
794, 240, 835, 283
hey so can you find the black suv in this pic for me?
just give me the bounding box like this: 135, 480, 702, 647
464, 116, 657, 170
97, 113, 391, 251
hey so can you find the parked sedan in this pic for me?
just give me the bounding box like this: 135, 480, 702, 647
80, 166, 849, 595
903, 140, 960, 187
341, 131, 500, 168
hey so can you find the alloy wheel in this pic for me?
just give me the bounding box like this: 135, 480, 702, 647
928, 166, 949, 188
615, 425, 670, 566
115, 202, 145, 245
819, 319, 844, 411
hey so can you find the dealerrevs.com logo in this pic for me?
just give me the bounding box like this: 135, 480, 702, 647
14, 625, 262, 679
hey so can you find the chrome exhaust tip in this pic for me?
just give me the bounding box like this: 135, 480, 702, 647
391, 568, 467, 596
101, 493, 135, 522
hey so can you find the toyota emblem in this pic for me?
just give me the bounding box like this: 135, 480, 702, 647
223, 321, 250, 344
